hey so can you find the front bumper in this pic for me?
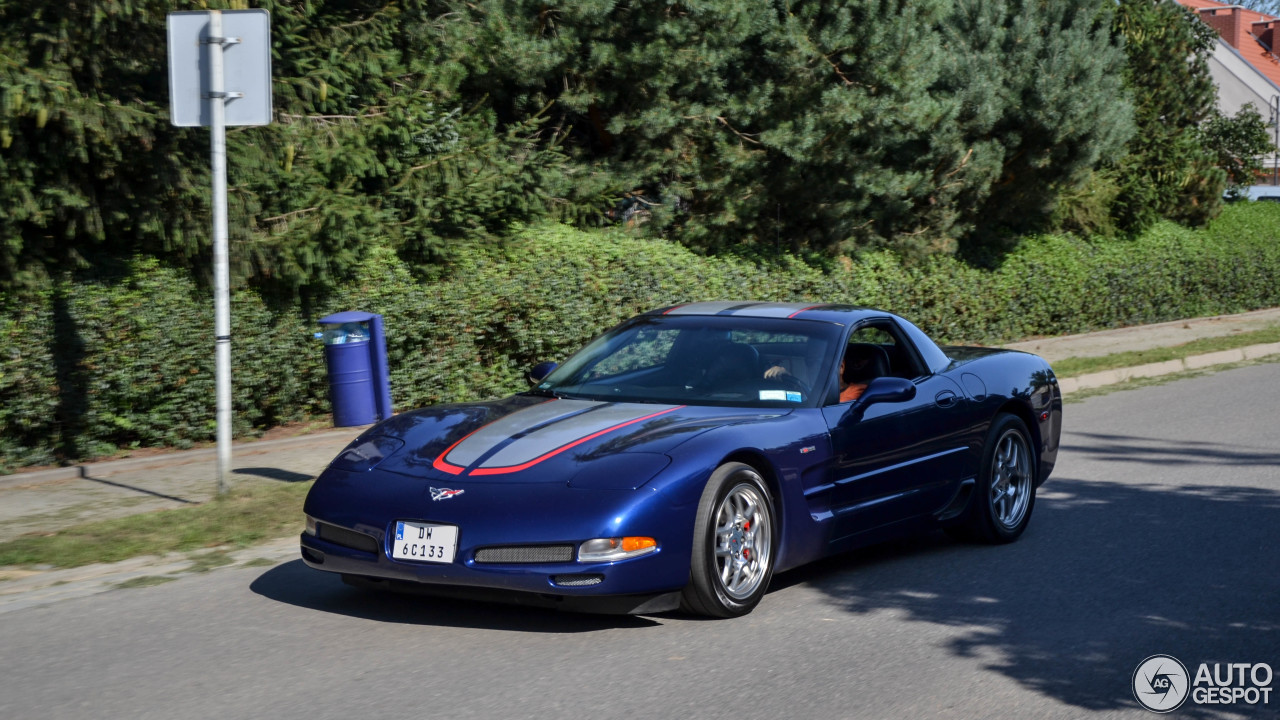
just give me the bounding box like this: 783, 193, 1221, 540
299, 528, 686, 614
299, 466, 698, 611
303, 541, 681, 614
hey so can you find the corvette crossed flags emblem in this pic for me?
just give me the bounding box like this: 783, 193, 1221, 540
430, 487, 465, 501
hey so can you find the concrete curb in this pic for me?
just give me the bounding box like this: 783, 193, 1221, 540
0, 427, 363, 491
1057, 341, 1280, 394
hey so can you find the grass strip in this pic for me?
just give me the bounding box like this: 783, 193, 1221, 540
1051, 324, 1280, 378
0, 482, 311, 570
1062, 357, 1275, 402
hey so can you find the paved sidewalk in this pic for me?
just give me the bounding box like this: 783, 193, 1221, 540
1003, 307, 1280, 362
1, 306, 1279, 608
0, 429, 361, 542
1003, 307, 1280, 393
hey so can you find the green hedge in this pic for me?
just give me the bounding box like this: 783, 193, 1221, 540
4, 202, 1280, 471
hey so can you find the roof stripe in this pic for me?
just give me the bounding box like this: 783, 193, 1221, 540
717, 302, 767, 315
788, 304, 826, 318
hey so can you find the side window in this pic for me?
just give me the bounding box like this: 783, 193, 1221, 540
850, 322, 926, 379
826, 321, 925, 405
848, 326, 894, 347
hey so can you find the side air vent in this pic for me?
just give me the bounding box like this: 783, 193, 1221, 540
474, 545, 575, 564
316, 523, 380, 554
551, 574, 604, 587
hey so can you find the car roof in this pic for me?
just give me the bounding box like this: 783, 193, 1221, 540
647, 301, 952, 374
648, 301, 888, 325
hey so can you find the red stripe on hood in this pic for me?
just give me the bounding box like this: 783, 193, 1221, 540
468, 405, 685, 476
431, 400, 560, 475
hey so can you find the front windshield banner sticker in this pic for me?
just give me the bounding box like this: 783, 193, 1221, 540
1133, 655, 1273, 713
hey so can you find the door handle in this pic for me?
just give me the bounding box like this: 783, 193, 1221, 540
935, 390, 958, 408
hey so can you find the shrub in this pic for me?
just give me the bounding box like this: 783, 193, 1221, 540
4, 202, 1280, 470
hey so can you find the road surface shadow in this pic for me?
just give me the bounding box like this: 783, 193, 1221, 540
232, 467, 312, 482
1064, 431, 1280, 467
786, 468, 1279, 718
249, 560, 660, 632
79, 470, 196, 504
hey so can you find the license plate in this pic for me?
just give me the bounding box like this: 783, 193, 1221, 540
391, 521, 458, 564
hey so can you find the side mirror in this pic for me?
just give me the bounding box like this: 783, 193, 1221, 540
858, 376, 916, 405
841, 377, 916, 425
527, 361, 559, 386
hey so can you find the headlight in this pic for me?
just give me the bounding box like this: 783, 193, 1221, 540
578, 537, 658, 562
330, 435, 404, 472
304, 515, 317, 536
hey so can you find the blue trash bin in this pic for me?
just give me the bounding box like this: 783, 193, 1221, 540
318, 312, 393, 427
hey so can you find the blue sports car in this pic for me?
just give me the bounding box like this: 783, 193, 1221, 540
301, 302, 1062, 617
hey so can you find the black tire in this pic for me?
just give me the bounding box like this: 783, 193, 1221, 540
953, 413, 1037, 544
681, 462, 777, 618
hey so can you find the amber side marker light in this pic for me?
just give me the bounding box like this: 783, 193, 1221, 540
578, 536, 658, 562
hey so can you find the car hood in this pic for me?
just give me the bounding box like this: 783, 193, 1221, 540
358, 394, 787, 485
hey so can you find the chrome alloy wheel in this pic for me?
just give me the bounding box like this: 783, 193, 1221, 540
713, 482, 772, 600
989, 428, 1032, 531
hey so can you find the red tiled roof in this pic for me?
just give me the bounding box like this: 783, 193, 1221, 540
1176, 0, 1280, 88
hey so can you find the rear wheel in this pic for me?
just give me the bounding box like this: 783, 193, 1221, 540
681, 462, 776, 618
954, 414, 1037, 543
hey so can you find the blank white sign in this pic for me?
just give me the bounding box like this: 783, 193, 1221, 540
167, 10, 272, 127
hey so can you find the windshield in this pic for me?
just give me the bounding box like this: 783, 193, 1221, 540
533, 315, 841, 408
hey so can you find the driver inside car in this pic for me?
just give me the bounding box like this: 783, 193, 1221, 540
765, 344, 881, 402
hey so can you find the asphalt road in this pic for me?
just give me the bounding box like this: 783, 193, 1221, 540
1, 364, 1277, 720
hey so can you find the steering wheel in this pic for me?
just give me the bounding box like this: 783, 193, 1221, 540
766, 372, 810, 397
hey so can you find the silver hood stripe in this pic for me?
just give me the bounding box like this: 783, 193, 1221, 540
477, 403, 680, 469
443, 399, 602, 468
440, 401, 682, 476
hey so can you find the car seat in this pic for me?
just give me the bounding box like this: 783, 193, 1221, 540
843, 343, 890, 385
699, 341, 761, 391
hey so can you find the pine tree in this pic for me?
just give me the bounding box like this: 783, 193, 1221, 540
0, 0, 585, 293
1110, 0, 1226, 231
0, 0, 201, 286
941, 0, 1134, 253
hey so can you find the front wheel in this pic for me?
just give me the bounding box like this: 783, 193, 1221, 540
955, 414, 1037, 544
681, 462, 776, 618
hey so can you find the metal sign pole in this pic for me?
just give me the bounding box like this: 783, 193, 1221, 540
168, 8, 269, 497
207, 10, 238, 496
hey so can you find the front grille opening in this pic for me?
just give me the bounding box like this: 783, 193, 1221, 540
316, 522, 379, 554
551, 574, 604, 587
474, 544, 575, 564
